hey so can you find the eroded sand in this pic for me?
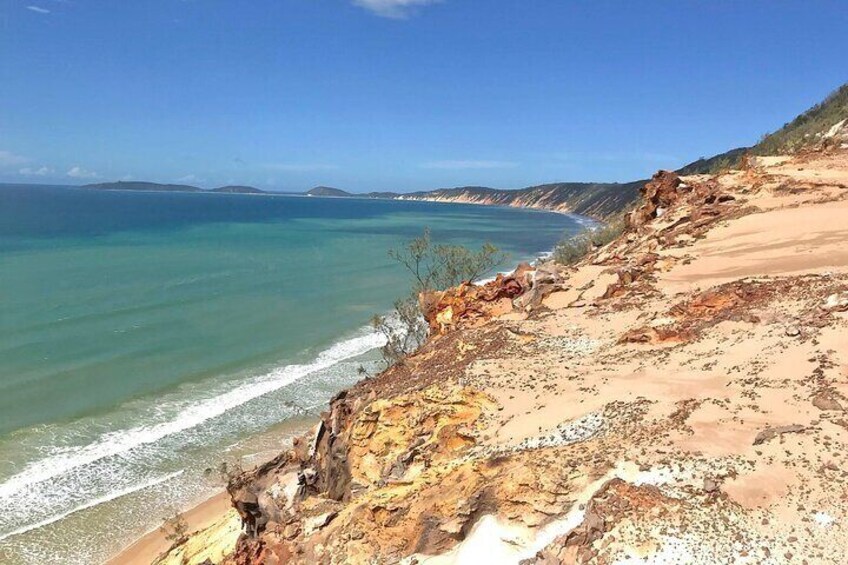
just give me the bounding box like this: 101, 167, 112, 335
163, 149, 848, 565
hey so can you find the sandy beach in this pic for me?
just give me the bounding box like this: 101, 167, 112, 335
105, 491, 237, 565
104, 414, 320, 565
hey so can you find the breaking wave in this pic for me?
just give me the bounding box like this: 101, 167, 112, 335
0, 329, 385, 541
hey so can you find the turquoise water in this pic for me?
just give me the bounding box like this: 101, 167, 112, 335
0, 184, 584, 564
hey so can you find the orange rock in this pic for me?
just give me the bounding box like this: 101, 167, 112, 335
626, 170, 682, 230
421, 264, 535, 334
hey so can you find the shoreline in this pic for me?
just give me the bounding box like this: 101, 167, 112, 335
211, 150, 848, 563
100, 228, 579, 564
0, 200, 584, 564
105, 491, 234, 565
76, 182, 612, 223
104, 415, 318, 565
393, 194, 609, 222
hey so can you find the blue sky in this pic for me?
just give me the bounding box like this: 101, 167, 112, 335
1, 1, 846, 191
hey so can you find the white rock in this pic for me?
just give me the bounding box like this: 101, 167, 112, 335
822, 292, 848, 312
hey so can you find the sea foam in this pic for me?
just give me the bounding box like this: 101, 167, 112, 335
0, 330, 384, 528
0, 470, 183, 543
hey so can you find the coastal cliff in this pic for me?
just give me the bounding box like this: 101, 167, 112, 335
305, 182, 643, 221
172, 139, 848, 564
85, 180, 641, 222
145, 100, 848, 564
394, 181, 645, 222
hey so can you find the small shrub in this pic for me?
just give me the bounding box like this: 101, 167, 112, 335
589, 219, 625, 247
387, 228, 507, 293
371, 295, 428, 368
553, 220, 624, 266
553, 232, 592, 265
373, 228, 506, 367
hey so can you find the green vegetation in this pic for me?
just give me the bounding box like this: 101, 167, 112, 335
753, 83, 848, 155
404, 181, 645, 222
84, 181, 202, 192
372, 229, 506, 367
676, 83, 848, 176
84, 181, 267, 194
371, 295, 427, 368
306, 186, 351, 197
676, 147, 749, 175
386, 228, 506, 293
211, 185, 266, 194
553, 219, 624, 266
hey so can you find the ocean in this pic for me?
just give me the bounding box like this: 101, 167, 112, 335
0, 184, 585, 564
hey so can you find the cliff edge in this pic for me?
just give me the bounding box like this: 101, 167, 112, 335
186, 141, 848, 565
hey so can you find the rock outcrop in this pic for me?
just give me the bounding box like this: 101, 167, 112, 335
418, 262, 563, 335
177, 145, 848, 565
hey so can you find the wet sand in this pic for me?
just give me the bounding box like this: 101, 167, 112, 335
105, 492, 235, 565
105, 415, 318, 565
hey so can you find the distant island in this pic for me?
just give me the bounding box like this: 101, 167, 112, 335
83, 181, 267, 195
82, 147, 752, 222
78, 179, 668, 221
306, 186, 406, 200
84, 181, 203, 193
305, 186, 350, 197
210, 185, 267, 194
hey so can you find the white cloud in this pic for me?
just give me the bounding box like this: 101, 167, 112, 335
420, 160, 519, 170
19, 166, 53, 176
263, 163, 338, 172
0, 150, 28, 167
353, 0, 440, 19
177, 174, 199, 183
67, 166, 99, 179
26, 5, 50, 14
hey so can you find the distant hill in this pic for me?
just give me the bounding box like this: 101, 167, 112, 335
675, 82, 848, 175
307, 186, 351, 197
84, 181, 202, 192
401, 181, 646, 221
210, 185, 265, 194
753, 82, 848, 155
302, 182, 643, 220
77, 84, 848, 222
307, 187, 401, 200
675, 147, 750, 175
82, 84, 848, 221
79, 156, 762, 223
84, 181, 267, 194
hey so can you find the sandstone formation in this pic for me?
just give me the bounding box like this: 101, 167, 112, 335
161, 144, 848, 564
395, 181, 644, 222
